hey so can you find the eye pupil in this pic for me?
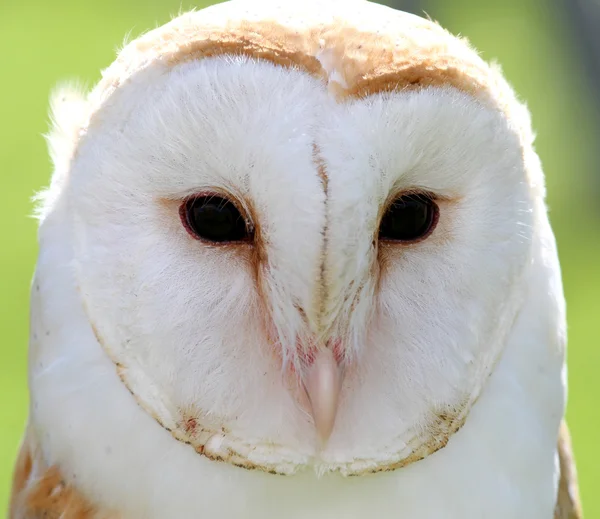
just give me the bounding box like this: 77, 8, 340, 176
182, 196, 250, 243
379, 194, 437, 242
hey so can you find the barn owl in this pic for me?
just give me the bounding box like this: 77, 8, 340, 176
9, 0, 582, 517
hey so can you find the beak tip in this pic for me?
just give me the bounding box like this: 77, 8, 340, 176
302, 348, 344, 448
316, 421, 335, 449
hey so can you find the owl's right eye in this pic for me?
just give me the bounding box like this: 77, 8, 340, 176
180, 195, 252, 243
379, 193, 438, 243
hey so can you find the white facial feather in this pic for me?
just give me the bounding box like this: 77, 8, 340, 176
27, 1, 567, 518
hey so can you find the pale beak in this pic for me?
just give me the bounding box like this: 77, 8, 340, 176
303, 347, 344, 446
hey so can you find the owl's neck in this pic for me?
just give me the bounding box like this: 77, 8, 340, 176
25, 211, 565, 519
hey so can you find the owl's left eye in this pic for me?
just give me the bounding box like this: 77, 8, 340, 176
180, 195, 251, 243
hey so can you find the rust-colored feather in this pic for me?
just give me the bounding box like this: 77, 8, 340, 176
9, 428, 117, 519
555, 421, 583, 519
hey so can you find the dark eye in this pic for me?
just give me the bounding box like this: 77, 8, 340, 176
379, 193, 438, 242
180, 195, 251, 243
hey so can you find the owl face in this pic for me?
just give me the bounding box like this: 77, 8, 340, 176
43, 1, 541, 476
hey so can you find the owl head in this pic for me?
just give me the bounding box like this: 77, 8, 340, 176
31, 0, 565, 481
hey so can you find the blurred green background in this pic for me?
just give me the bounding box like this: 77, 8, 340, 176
1, 0, 598, 515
